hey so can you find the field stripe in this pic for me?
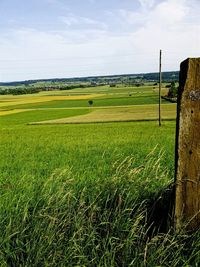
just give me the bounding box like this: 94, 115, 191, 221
0, 109, 32, 116
29, 104, 176, 125
0, 94, 104, 108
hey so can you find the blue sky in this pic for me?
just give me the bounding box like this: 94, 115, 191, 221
0, 0, 199, 81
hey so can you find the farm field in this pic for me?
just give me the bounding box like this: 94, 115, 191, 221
0, 84, 168, 110
31, 104, 176, 124
0, 84, 198, 266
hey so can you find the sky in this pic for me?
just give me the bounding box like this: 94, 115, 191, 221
0, 0, 199, 81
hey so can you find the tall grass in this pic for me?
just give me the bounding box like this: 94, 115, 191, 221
0, 110, 197, 266
0, 150, 198, 266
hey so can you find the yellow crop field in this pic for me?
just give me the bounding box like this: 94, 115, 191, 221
30, 104, 176, 124
0, 93, 103, 108
0, 109, 29, 116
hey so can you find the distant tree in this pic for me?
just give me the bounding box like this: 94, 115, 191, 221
135, 83, 144, 87
110, 84, 116, 87
91, 82, 97, 86
88, 100, 93, 106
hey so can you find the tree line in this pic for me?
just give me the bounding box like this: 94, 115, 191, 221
0, 87, 40, 95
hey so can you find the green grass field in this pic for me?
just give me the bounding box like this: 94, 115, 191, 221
0, 84, 199, 266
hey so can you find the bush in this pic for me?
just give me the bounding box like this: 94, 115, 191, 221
168, 81, 178, 98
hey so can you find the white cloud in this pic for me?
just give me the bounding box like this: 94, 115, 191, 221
149, 0, 189, 25
0, 28, 118, 81
120, 0, 189, 27
118, 9, 147, 26
59, 14, 107, 30
60, 16, 78, 27
127, 0, 199, 69
138, 0, 156, 9
0, 0, 199, 81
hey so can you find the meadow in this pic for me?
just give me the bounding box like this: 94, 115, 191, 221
0, 84, 199, 266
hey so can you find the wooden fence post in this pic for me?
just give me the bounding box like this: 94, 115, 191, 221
175, 58, 200, 230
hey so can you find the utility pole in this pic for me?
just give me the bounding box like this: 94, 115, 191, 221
159, 49, 162, 127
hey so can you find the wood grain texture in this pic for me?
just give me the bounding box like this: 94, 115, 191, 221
175, 58, 200, 230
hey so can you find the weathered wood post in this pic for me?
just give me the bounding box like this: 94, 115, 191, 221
175, 58, 200, 230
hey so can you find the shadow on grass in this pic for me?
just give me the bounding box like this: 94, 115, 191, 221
146, 183, 175, 235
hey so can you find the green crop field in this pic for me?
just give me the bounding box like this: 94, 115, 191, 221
0, 84, 199, 266
31, 104, 176, 125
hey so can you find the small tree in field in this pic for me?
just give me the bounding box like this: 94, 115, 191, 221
88, 100, 93, 106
